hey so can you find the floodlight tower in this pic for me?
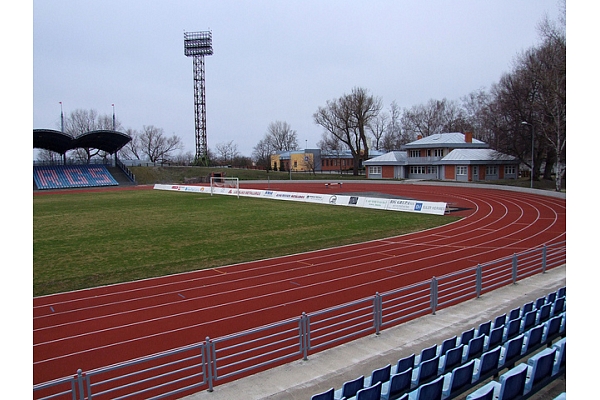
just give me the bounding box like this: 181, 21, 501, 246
184, 30, 213, 165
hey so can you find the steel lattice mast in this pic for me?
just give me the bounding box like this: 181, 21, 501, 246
184, 31, 213, 165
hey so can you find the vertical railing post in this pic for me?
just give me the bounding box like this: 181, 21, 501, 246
205, 337, 215, 392
512, 254, 518, 284
542, 245, 547, 273
76, 369, 85, 400
430, 277, 438, 315
373, 292, 382, 335
299, 312, 310, 361
476, 264, 482, 298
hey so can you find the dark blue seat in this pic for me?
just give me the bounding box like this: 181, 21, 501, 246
437, 336, 457, 358
463, 335, 485, 362
520, 310, 537, 333
537, 303, 552, 324
459, 328, 475, 346
534, 296, 546, 310
355, 381, 381, 400
494, 314, 507, 329
485, 325, 504, 351
508, 307, 521, 321
492, 363, 528, 400
542, 315, 563, 344
365, 364, 391, 387
522, 324, 544, 353
521, 301, 534, 316
477, 320, 492, 337
441, 359, 475, 398
503, 317, 521, 341
395, 353, 415, 374
311, 387, 334, 400
557, 287, 566, 298
552, 297, 565, 315
335, 375, 364, 399
473, 346, 501, 381
416, 344, 438, 365
408, 374, 444, 400
381, 368, 412, 400
438, 344, 464, 374
411, 355, 440, 388
499, 334, 525, 369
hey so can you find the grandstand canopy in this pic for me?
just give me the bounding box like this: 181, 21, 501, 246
33, 129, 131, 154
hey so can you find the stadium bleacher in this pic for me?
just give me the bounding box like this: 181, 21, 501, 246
310, 287, 565, 400
33, 165, 119, 189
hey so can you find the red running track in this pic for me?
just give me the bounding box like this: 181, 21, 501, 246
33, 182, 566, 387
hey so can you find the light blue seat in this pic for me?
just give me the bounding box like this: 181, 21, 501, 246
485, 324, 504, 351
465, 381, 495, 400
312, 387, 335, 400
552, 338, 566, 376
415, 344, 438, 365
499, 334, 525, 368
353, 381, 381, 400
553, 392, 566, 400
438, 344, 464, 375
381, 368, 412, 400
473, 346, 501, 381
522, 324, 545, 354
408, 374, 444, 400
394, 353, 415, 374
411, 355, 440, 388
477, 320, 492, 338
441, 359, 475, 399
334, 375, 364, 400
489, 363, 528, 400
364, 363, 391, 387
523, 347, 557, 395
462, 335, 485, 362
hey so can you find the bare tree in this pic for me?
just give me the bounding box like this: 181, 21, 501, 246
64, 108, 122, 163
265, 121, 300, 151
381, 100, 406, 151
368, 111, 388, 151
139, 125, 183, 163
215, 140, 239, 165
314, 87, 382, 175
252, 137, 275, 170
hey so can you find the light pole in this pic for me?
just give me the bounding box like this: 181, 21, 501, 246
521, 121, 534, 189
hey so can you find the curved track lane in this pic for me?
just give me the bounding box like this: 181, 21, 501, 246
33, 183, 566, 385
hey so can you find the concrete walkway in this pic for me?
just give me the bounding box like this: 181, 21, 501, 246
182, 264, 566, 400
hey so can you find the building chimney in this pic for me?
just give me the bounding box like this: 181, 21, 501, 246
465, 132, 473, 143
417, 135, 423, 140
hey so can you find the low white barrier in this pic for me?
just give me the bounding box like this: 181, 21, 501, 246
153, 184, 448, 216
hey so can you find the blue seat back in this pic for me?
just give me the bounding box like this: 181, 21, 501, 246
356, 381, 381, 400
370, 364, 391, 386
525, 324, 544, 351
553, 297, 565, 315
527, 348, 556, 388
477, 320, 492, 337
419, 344, 438, 363
503, 335, 524, 365
547, 292, 557, 304
505, 318, 521, 340
545, 315, 562, 342
478, 346, 501, 377
522, 310, 537, 332
557, 286, 566, 298
460, 328, 475, 346
440, 335, 457, 357
538, 303, 552, 323
416, 375, 444, 400
466, 382, 495, 400
417, 355, 440, 383
534, 296, 546, 310
396, 353, 415, 373
442, 344, 464, 373
498, 363, 527, 400
387, 368, 412, 398
311, 387, 334, 400
488, 325, 504, 349
342, 375, 364, 398
522, 302, 534, 315
467, 335, 485, 359
494, 313, 507, 328
449, 360, 475, 394
508, 307, 521, 321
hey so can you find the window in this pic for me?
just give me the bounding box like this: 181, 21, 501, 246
427, 166, 437, 174
369, 166, 382, 175
456, 166, 468, 175
410, 166, 426, 174
409, 150, 420, 158
505, 165, 516, 175
486, 165, 498, 175
434, 149, 444, 157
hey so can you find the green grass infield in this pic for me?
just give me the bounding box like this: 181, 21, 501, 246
33, 189, 460, 297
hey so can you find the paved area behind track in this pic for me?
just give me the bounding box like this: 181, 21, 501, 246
183, 264, 566, 400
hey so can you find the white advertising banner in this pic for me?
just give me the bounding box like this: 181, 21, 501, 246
153, 184, 447, 215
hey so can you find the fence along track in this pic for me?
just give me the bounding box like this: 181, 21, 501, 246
33, 241, 565, 400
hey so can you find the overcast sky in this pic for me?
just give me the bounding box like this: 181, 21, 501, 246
33, 0, 564, 158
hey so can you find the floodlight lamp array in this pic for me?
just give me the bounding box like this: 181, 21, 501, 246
184, 31, 213, 56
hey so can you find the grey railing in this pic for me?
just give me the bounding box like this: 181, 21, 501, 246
33, 241, 566, 400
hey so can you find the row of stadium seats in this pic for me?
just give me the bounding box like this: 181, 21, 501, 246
311, 287, 566, 400
34, 165, 119, 189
